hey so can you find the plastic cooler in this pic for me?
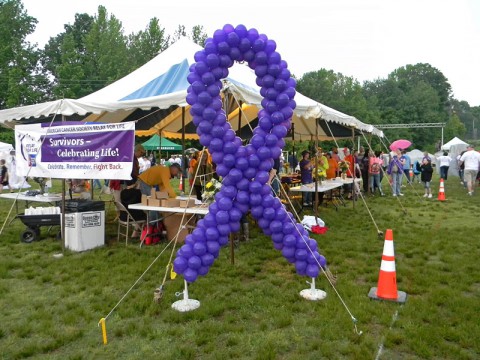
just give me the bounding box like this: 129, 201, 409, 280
63, 200, 105, 251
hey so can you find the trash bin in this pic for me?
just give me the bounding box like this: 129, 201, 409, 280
63, 200, 105, 251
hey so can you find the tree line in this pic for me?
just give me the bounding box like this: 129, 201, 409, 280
1, 0, 478, 151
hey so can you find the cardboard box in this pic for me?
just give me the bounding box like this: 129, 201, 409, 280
150, 188, 156, 197
147, 198, 161, 207
141, 195, 149, 205
179, 199, 196, 208
155, 191, 169, 199
163, 213, 195, 243
161, 199, 181, 207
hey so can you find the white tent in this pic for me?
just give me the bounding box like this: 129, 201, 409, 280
0, 38, 383, 140
407, 149, 435, 167
0, 141, 13, 152
441, 137, 468, 151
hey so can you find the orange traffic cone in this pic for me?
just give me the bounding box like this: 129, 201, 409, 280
368, 229, 407, 303
179, 174, 183, 192
437, 178, 446, 201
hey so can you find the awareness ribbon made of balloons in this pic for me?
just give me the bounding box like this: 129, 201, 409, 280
173, 24, 327, 282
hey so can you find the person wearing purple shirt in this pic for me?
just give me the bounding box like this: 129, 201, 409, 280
299, 150, 313, 205
387, 149, 405, 197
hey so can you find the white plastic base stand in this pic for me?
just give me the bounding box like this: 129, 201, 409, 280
299, 277, 327, 301
171, 280, 200, 312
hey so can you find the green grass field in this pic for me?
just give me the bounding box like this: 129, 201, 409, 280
0, 176, 479, 359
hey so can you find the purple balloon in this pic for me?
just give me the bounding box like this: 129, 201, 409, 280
216, 210, 230, 225
283, 234, 296, 247
269, 220, 283, 234
218, 235, 229, 246
281, 246, 296, 259
235, 157, 249, 171
217, 224, 231, 236
295, 249, 308, 261
205, 228, 220, 241
262, 207, 276, 221
173, 256, 188, 273
250, 205, 264, 219
184, 268, 198, 283
249, 193, 263, 206
295, 260, 308, 274
282, 222, 295, 235
258, 218, 271, 230
273, 242, 284, 251
193, 242, 207, 256
188, 255, 202, 270
306, 264, 319, 278
198, 266, 209, 276
235, 24, 248, 39
223, 153, 236, 168
206, 241, 220, 254
230, 222, 241, 233
181, 244, 194, 258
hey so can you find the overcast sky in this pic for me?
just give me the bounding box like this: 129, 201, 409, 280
22, 0, 480, 106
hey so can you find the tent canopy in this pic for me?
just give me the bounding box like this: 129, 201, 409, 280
0, 141, 13, 152
141, 134, 182, 151
441, 137, 468, 151
0, 38, 383, 141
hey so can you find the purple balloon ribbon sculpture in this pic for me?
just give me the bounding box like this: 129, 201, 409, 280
173, 24, 327, 283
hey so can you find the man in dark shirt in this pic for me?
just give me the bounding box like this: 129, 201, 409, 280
299, 150, 313, 205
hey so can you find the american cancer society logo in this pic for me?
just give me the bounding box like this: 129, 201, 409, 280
18, 134, 39, 167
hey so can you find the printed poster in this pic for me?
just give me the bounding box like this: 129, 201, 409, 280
15, 122, 135, 180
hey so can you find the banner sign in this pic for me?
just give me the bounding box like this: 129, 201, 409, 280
15, 122, 135, 180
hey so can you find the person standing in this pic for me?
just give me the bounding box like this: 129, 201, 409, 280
0, 159, 10, 192
369, 151, 384, 196
193, 151, 212, 201
360, 148, 370, 193
416, 158, 434, 198
387, 149, 405, 197
325, 153, 338, 179
401, 150, 412, 185
459, 144, 480, 196
437, 151, 452, 180
299, 150, 313, 206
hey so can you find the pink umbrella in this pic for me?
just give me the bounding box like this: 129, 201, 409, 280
389, 139, 412, 151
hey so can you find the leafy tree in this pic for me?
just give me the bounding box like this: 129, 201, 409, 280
388, 63, 452, 109
297, 69, 369, 120
191, 25, 207, 46
0, 0, 49, 108
127, 18, 170, 70
43, 12, 94, 98
444, 112, 467, 140
83, 6, 130, 91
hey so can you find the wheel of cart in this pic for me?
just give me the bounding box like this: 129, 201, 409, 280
21, 228, 37, 243
17, 214, 61, 243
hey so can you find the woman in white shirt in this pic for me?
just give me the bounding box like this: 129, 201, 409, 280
436, 151, 452, 180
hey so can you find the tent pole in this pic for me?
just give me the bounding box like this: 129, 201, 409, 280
181, 107, 186, 192
292, 123, 295, 173
224, 90, 235, 266
351, 128, 355, 207
158, 130, 162, 164
237, 101, 242, 137
314, 119, 319, 219
61, 115, 66, 252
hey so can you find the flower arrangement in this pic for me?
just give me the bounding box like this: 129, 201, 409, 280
202, 178, 221, 202
338, 160, 350, 171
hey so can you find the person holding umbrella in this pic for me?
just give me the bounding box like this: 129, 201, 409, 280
387, 148, 405, 197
